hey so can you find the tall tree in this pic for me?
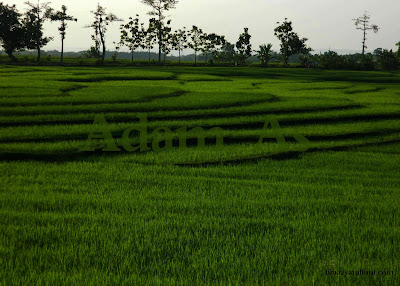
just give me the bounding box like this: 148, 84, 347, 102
200, 33, 212, 63
257, 43, 273, 67
50, 5, 77, 64
171, 28, 188, 64
140, 0, 179, 64
85, 4, 121, 63
235, 28, 252, 66
200, 33, 225, 63
188, 25, 203, 64
274, 18, 311, 66
214, 41, 235, 63
23, 1, 54, 63
209, 35, 226, 62
120, 15, 143, 63
377, 49, 399, 70
353, 12, 379, 63
142, 18, 157, 62
0, 3, 26, 61
160, 20, 172, 64
299, 52, 315, 69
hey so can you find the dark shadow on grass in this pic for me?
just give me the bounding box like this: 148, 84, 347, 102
150, 104, 363, 122
174, 138, 400, 167
60, 85, 89, 95
2, 128, 396, 145
58, 75, 177, 83
290, 86, 354, 92
209, 113, 400, 131
1, 129, 399, 163
0, 103, 365, 127
183, 78, 232, 82
0, 94, 281, 118
0, 90, 188, 108
344, 87, 386, 94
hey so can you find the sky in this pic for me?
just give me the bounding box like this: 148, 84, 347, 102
8, 0, 400, 54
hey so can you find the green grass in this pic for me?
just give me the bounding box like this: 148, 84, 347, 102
0, 65, 399, 285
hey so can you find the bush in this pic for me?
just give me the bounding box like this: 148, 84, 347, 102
316, 51, 345, 69
361, 53, 375, 70
83, 47, 101, 59
342, 54, 360, 70
315, 52, 375, 70
257, 44, 273, 67
299, 53, 316, 68
377, 49, 399, 70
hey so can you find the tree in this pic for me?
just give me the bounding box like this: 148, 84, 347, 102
396, 42, 400, 58
50, 5, 77, 64
83, 46, 100, 58
274, 18, 311, 66
85, 4, 121, 63
214, 41, 235, 63
299, 52, 315, 68
120, 15, 143, 63
200, 33, 224, 64
142, 18, 157, 62
140, 0, 179, 64
377, 49, 398, 70
0, 3, 26, 61
316, 51, 345, 70
353, 12, 379, 63
23, 1, 54, 63
171, 28, 188, 64
235, 28, 252, 65
199, 33, 211, 63
209, 35, 226, 63
188, 25, 203, 64
257, 43, 273, 67
160, 20, 172, 64
373, 48, 383, 57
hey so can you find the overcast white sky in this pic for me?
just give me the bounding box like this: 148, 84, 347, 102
8, 0, 400, 53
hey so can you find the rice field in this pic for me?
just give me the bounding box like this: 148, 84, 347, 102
0, 65, 399, 285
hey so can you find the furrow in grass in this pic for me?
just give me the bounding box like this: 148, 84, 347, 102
0, 97, 282, 125
195, 113, 400, 131
0, 124, 398, 147
0, 91, 279, 116
290, 86, 354, 91
4, 109, 395, 143
0, 100, 363, 121
58, 75, 177, 82
60, 85, 89, 95
344, 87, 386, 94
0, 90, 188, 107
1, 110, 398, 135
174, 138, 400, 166
0, 135, 399, 164
134, 104, 364, 121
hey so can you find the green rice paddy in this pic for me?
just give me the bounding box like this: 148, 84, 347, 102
0, 65, 399, 285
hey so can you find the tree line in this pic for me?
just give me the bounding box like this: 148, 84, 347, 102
0, 1, 399, 69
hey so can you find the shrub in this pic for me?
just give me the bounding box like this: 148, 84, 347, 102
83, 46, 101, 59
377, 49, 399, 70
316, 51, 345, 69
299, 53, 315, 68
111, 52, 118, 62
257, 44, 273, 67
360, 53, 375, 70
